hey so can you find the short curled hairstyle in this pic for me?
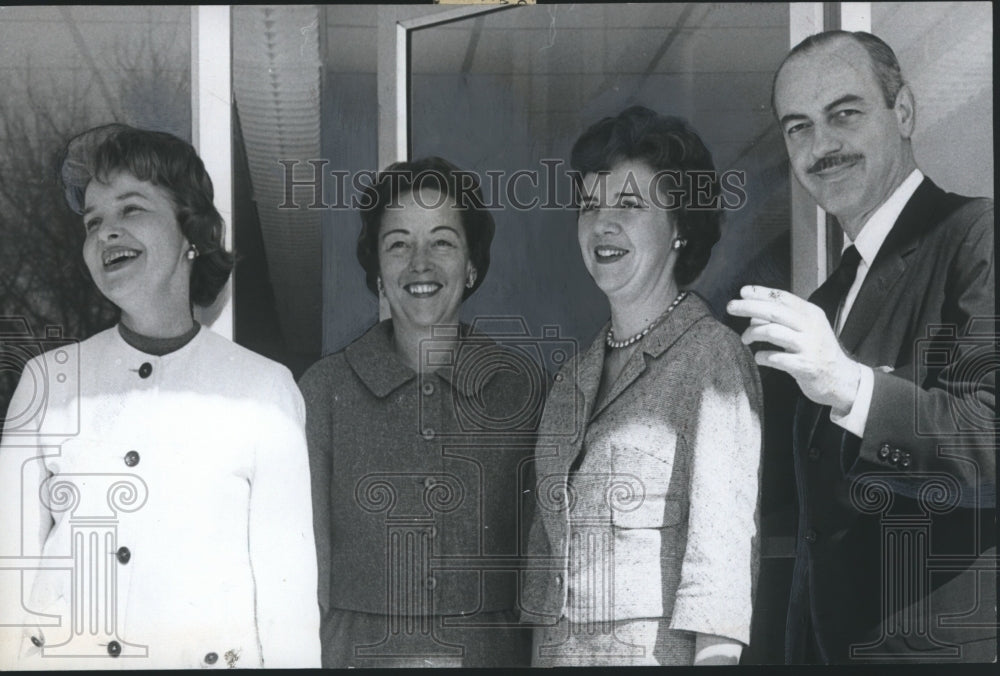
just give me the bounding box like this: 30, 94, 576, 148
356, 156, 495, 300
570, 105, 722, 286
60, 123, 235, 307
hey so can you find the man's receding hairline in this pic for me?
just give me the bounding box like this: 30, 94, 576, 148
774, 35, 884, 112
779, 34, 869, 75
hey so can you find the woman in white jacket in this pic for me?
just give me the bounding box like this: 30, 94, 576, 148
0, 125, 320, 669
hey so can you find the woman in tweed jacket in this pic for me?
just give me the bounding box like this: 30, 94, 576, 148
300, 157, 535, 668
523, 107, 763, 666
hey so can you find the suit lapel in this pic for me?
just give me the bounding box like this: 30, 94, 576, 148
802, 179, 969, 450
575, 328, 606, 427
838, 179, 949, 353
590, 346, 646, 422
838, 256, 908, 353
589, 293, 710, 421
546, 295, 711, 476
543, 326, 605, 476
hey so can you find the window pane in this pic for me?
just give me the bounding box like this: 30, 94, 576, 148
316, 5, 380, 358
872, 1, 993, 198
0, 6, 191, 423
410, 3, 791, 348
317, 6, 457, 357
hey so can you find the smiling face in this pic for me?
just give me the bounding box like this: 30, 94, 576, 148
774, 37, 916, 235
377, 187, 473, 333
82, 171, 192, 318
577, 160, 678, 305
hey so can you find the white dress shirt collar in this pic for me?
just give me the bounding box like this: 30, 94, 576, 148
845, 169, 924, 264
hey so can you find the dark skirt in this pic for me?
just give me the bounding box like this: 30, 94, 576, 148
322, 607, 530, 668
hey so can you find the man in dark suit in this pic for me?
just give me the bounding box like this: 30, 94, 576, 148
728, 31, 995, 664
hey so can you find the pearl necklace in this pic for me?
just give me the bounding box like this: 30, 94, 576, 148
606, 291, 688, 349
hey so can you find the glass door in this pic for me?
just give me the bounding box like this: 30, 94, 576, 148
408, 3, 793, 349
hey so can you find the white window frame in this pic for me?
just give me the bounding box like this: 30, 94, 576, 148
375, 3, 518, 319
191, 5, 233, 339
789, 2, 871, 296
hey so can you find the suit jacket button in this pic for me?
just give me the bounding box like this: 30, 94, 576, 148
204, 652, 218, 665
107, 640, 122, 657
138, 362, 153, 379
124, 450, 140, 467
422, 382, 435, 396
878, 443, 891, 459
421, 427, 435, 440
116, 546, 131, 564
426, 576, 437, 590
804, 529, 818, 544
555, 573, 564, 588
424, 476, 436, 489
30, 635, 44, 648
808, 447, 821, 461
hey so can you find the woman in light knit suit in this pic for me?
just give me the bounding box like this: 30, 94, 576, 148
523, 106, 763, 665
0, 125, 320, 669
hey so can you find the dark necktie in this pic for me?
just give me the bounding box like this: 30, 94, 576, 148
808, 245, 862, 330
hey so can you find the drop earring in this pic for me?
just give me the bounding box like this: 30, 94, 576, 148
466, 270, 477, 289
376, 276, 384, 294
186, 244, 199, 260
672, 238, 687, 250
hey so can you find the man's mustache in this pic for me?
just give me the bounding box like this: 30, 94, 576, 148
807, 153, 864, 174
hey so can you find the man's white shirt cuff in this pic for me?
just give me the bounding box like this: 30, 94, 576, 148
830, 363, 873, 438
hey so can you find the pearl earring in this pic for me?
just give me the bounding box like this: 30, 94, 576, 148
672, 238, 687, 250
186, 245, 199, 260
466, 271, 477, 289
376, 276, 384, 294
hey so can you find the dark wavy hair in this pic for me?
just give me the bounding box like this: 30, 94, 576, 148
772, 31, 905, 113
60, 124, 235, 307
356, 156, 495, 300
570, 105, 722, 286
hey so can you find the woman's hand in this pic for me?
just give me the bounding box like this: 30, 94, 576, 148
694, 632, 743, 665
